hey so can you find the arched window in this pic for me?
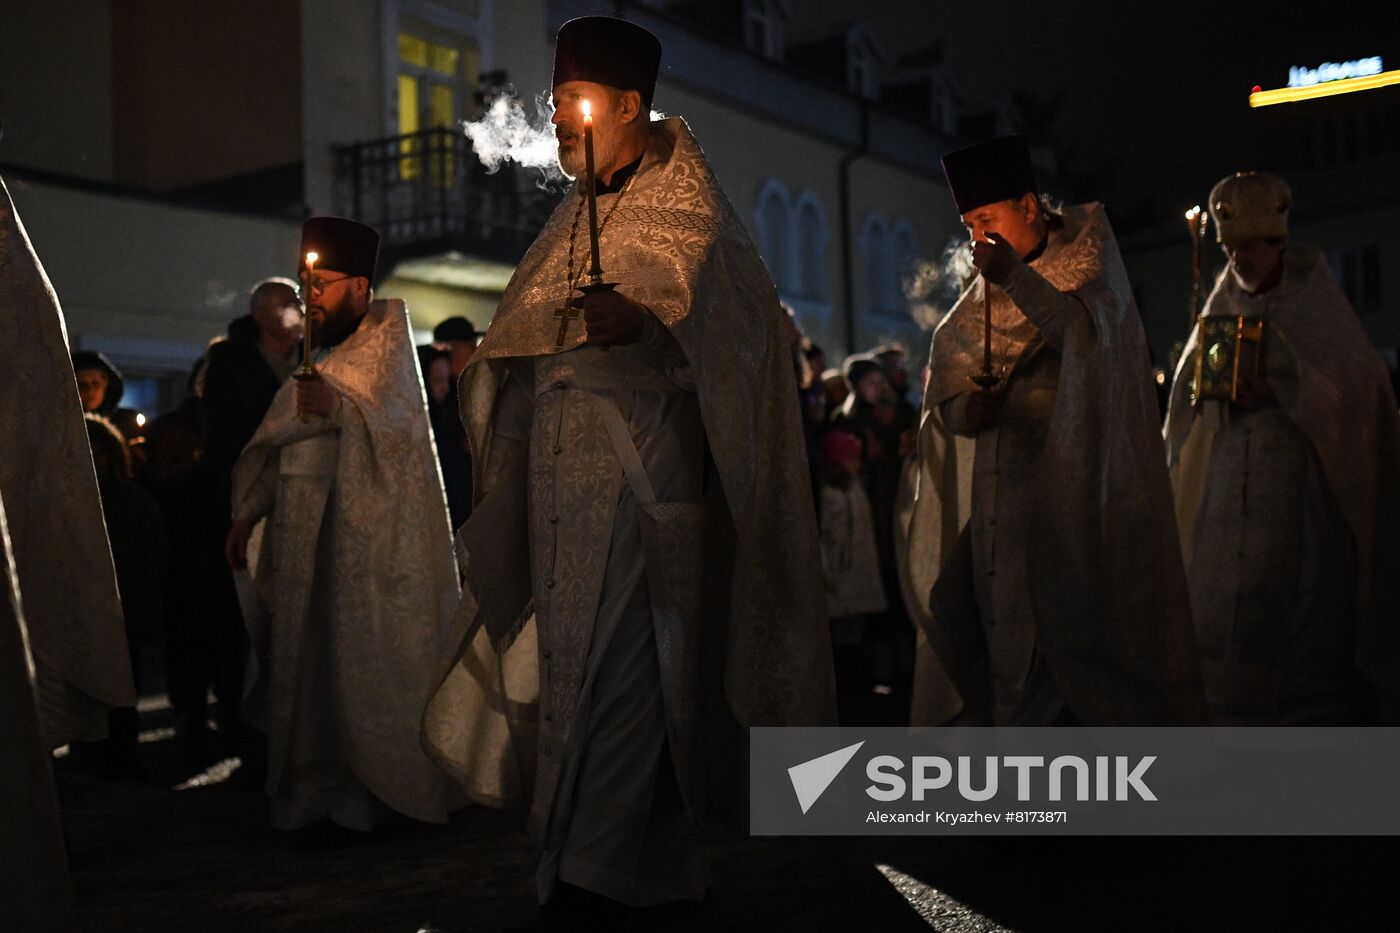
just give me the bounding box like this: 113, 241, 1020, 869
755, 179, 793, 293
860, 212, 893, 315
793, 193, 828, 302
846, 28, 884, 100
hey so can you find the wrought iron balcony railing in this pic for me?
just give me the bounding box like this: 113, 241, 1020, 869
333, 126, 560, 268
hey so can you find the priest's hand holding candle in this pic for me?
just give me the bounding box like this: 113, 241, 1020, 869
970, 231, 1020, 285
296, 373, 339, 419
969, 232, 1016, 389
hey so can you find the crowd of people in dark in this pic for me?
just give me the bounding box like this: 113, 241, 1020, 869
783, 309, 924, 725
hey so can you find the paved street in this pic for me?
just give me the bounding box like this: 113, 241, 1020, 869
56, 714, 1395, 933
59, 742, 969, 933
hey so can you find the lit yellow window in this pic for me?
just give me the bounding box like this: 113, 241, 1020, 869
429, 43, 458, 76
398, 31, 471, 183
399, 33, 429, 68
429, 84, 454, 128
398, 74, 421, 179
429, 84, 456, 184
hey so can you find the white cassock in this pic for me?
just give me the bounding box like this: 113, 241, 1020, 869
0, 174, 134, 750
233, 298, 461, 830
1165, 248, 1400, 723
424, 117, 836, 906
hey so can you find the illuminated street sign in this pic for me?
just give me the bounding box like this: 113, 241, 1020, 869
1251, 57, 1398, 107
1288, 57, 1383, 87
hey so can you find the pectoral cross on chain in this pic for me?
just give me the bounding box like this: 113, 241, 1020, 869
553, 302, 581, 350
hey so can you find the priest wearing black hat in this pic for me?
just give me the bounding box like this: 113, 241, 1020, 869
224, 216, 461, 833
903, 136, 1206, 727
424, 15, 834, 914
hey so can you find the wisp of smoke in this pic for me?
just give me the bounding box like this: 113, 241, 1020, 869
278, 303, 303, 331
462, 88, 565, 184
461, 86, 674, 190
905, 236, 976, 330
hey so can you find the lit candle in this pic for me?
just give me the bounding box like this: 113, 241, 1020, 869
1184, 206, 1205, 327
302, 251, 318, 372
581, 99, 602, 284
982, 270, 992, 374
295, 251, 320, 422
968, 239, 999, 389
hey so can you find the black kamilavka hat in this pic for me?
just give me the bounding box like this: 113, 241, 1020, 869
300, 216, 380, 282
940, 135, 1038, 215
433, 316, 479, 342
552, 16, 662, 108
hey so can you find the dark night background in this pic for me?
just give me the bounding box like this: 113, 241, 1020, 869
5, 2, 1400, 930
825, 1, 1399, 225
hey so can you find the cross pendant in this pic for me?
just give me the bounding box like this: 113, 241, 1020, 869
553, 303, 581, 350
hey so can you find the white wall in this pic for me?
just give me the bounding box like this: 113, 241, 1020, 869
7, 177, 301, 370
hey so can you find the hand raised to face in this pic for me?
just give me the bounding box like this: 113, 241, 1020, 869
971, 232, 1022, 286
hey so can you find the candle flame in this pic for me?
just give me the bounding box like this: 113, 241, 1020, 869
581, 99, 592, 120
1184, 206, 1200, 221
306, 251, 318, 265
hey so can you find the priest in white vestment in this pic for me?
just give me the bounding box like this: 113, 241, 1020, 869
0, 172, 93, 932
0, 174, 133, 751
1165, 171, 1400, 724
0, 487, 75, 932
227, 217, 460, 831
904, 136, 1206, 727
424, 16, 835, 913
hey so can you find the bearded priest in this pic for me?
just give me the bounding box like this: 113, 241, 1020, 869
424, 14, 835, 915
226, 217, 460, 832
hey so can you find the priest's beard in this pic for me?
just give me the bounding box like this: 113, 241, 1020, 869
1230, 258, 1282, 295
312, 292, 368, 349
557, 138, 584, 179
1226, 242, 1286, 295
556, 120, 623, 181
1230, 267, 1262, 293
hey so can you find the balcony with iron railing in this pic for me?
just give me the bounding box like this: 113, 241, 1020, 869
333, 126, 560, 273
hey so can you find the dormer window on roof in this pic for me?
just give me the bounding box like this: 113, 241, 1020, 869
744, 0, 787, 61
847, 29, 884, 100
